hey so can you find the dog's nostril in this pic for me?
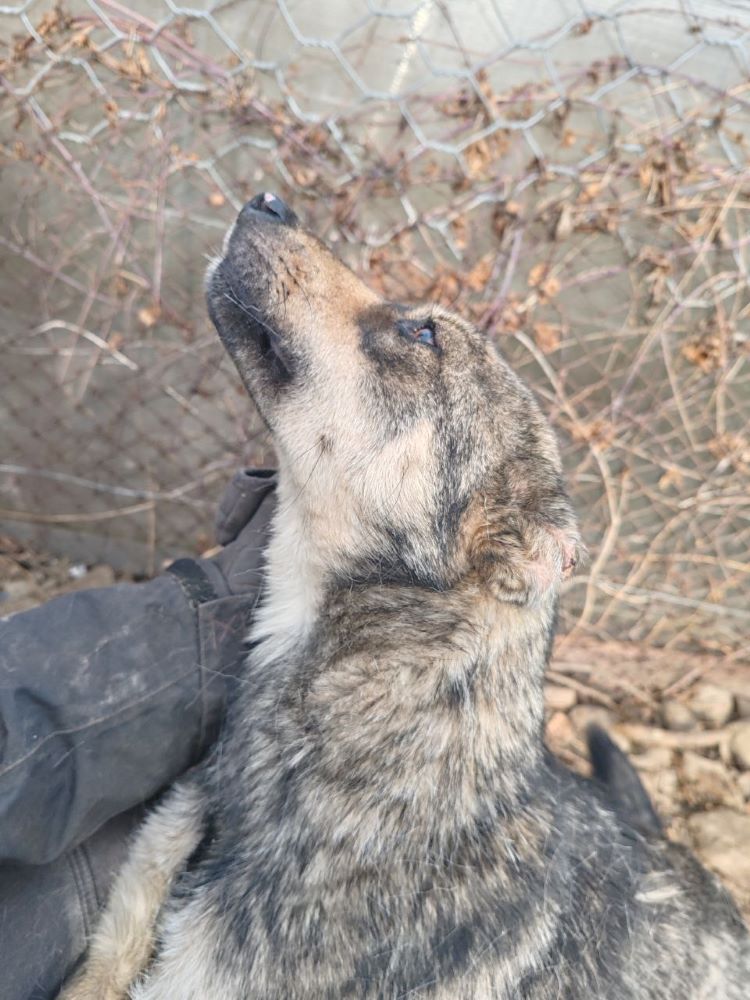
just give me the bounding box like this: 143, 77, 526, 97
247, 192, 296, 225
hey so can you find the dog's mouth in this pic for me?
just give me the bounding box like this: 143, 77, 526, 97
255, 323, 278, 364
217, 285, 293, 388
252, 317, 291, 381
208, 192, 302, 387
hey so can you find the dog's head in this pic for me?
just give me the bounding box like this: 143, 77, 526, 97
207, 194, 580, 605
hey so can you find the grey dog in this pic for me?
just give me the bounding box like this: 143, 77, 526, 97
60, 194, 750, 999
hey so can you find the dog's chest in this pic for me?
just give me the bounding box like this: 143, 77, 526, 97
182, 752, 571, 999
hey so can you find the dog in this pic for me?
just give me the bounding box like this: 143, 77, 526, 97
60, 193, 750, 999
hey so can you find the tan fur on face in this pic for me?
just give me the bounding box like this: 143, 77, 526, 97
271, 234, 380, 348
251, 415, 439, 664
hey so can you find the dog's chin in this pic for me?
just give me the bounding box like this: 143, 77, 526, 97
207, 261, 293, 392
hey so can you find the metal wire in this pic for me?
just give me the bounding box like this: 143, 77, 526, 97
1, 0, 749, 655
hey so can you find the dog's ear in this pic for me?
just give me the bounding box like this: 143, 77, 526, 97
463, 471, 583, 605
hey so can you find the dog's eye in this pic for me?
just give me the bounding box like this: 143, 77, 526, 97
413, 326, 435, 345
399, 320, 436, 347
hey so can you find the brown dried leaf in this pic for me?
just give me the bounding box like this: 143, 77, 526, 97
429, 267, 461, 303
528, 263, 547, 288
540, 275, 561, 300
555, 202, 574, 240
462, 131, 510, 180
290, 165, 318, 188
136, 47, 151, 78
137, 305, 161, 329
36, 9, 62, 38
464, 139, 492, 179
440, 86, 478, 119
451, 217, 468, 252
658, 467, 685, 492
533, 322, 562, 353
682, 335, 721, 372
709, 434, 750, 472
492, 201, 522, 239
570, 419, 616, 448
581, 180, 603, 202
71, 26, 95, 48
465, 255, 493, 292
494, 295, 525, 332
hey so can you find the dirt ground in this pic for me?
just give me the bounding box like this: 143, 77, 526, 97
546, 637, 750, 921
2, 534, 749, 921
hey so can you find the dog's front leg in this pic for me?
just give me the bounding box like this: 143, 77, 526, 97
58, 780, 205, 1000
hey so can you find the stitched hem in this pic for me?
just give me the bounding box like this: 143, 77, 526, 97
165, 559, 219, 608
67, 845, 97, 939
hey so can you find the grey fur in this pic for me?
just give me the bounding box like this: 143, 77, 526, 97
60, 197, 750, 1000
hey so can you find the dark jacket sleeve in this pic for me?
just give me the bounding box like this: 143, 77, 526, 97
0, 573, 222, 865
0, 472, 275, 866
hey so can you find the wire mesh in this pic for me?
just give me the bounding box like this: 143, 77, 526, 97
1, 0, 749, 655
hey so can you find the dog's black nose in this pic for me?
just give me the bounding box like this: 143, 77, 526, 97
246, 192, 297, 226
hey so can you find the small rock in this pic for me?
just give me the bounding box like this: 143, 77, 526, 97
686, 683, 734, 728
631, 747, 673, 773
661, 699, 697, 732
3, 579, 33, 599
544, 684, 577, 713
729, 722, 750, 771
736, 696, 750, 720
640, 767, 679, 818
0, 596, 41, 619
687, 808, 750, 887
681, 751, 743, 809
630, 748, 678, 818
546, 711, 576, 749
737, 772, 750, 800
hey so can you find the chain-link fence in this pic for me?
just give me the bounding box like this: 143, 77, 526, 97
1, 0, 749, 656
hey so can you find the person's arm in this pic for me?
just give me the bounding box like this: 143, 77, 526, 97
0, 469, 275, 865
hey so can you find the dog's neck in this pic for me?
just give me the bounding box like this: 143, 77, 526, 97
248, 502, 325, 660
241, 491, 557, 858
